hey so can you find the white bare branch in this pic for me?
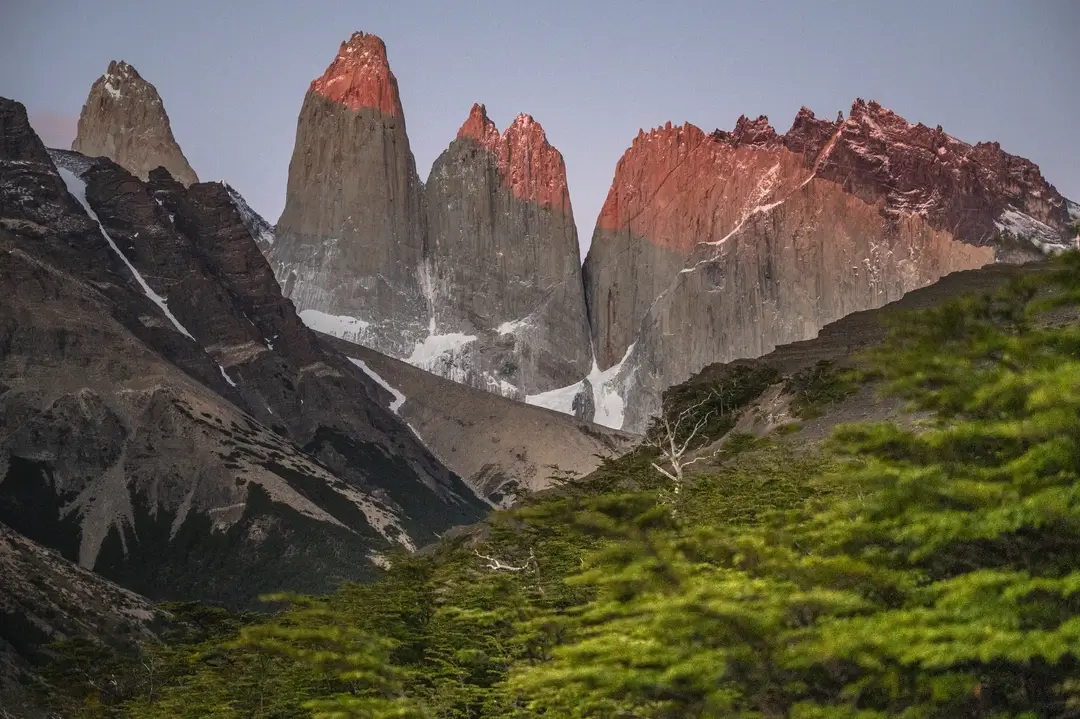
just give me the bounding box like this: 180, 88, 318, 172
474, 548, 536, 572
648, 391, 721, 492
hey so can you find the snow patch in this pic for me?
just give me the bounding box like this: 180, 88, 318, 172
497, 317, 530, 335
484, 373, 520, 397
299, 309, 371, 342
702, 201, 783, 247
58, 167, 196, 342
526, 343, 635, 430
218, 364, 238, 387
349, 357, 406, 414
994, 208, 1075, 254
406, 330, 477, 372
103, 77, 121, 100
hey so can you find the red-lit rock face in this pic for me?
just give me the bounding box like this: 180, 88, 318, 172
594, 120, 811, 252
584, 98, 1076, 408
455, 104, 571, 210
309, 31, 403, 118
457, 102, 500, 149
594, 100, 1072, 254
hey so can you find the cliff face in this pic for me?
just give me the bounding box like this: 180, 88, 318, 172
582, 100, 1077, 431
255, 31, 1078, 433
271, 32, 428, 358
424, 104, 592, 395
72, 61, 198, 187
271, 35, 593, 400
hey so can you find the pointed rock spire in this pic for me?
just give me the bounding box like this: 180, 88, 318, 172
425, 105, 592, 395
454, 107, 570, 210
72, 60, 198, 186
309, 31, 403, 118
271, 31, 427, 358
456, 103, 500, 149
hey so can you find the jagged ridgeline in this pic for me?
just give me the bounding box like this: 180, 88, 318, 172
64, 33, 1079, 434
265, 32, 1078, 433
34, 255, 1080, 717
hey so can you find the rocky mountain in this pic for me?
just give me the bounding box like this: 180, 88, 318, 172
424, 104, 593, 396
575, 100, 1078, 431
0, 96, 488, 607
268, 34, 595, 403
71, 60, 198, 187
266, 34, 1075, 434
270, 31, 429, 359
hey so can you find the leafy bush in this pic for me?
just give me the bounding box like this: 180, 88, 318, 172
784, 359, 859, 418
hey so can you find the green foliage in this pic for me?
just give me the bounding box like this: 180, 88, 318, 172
44, 251, 1080, 717
784, 359, 860, 419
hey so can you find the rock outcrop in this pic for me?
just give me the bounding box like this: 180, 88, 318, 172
582, 100, 1077, 431
271, 32, 428, 358
72, 60, 199, 186
424, 104, 593, 395
0, 96, 487, 607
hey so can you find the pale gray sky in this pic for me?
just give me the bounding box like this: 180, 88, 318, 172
3, 0, 1077, 252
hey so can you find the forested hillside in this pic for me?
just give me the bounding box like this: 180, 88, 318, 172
35, 254, 1080, 718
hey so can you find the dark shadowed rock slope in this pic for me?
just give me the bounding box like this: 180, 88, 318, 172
0, 520, 165, 718
0, 96, 487, 608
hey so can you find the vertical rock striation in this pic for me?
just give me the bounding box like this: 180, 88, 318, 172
425, 104, 592, 395
271, 35, 592, 400
271, 32, 428, 358
72, 61, 198, 187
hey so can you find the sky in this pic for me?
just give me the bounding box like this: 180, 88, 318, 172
2, 0, 1078, 255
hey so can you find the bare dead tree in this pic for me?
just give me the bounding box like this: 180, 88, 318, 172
646, 393, 719, 494
474, 548, 536, 572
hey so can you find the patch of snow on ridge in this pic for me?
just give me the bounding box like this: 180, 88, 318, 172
58, 167, 197, 342
103, 76, 121, 100
701, 200, 784, 248
299, 309, 371, 343
994, 208, 1074, 254
349, 358, 406, 414
218, 364, 238, 387
526, 381, 581, 415
527, 343, 635, 430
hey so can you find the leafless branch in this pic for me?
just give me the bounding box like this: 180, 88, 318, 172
646, 391, 720, 488
474, 548, 536, 572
